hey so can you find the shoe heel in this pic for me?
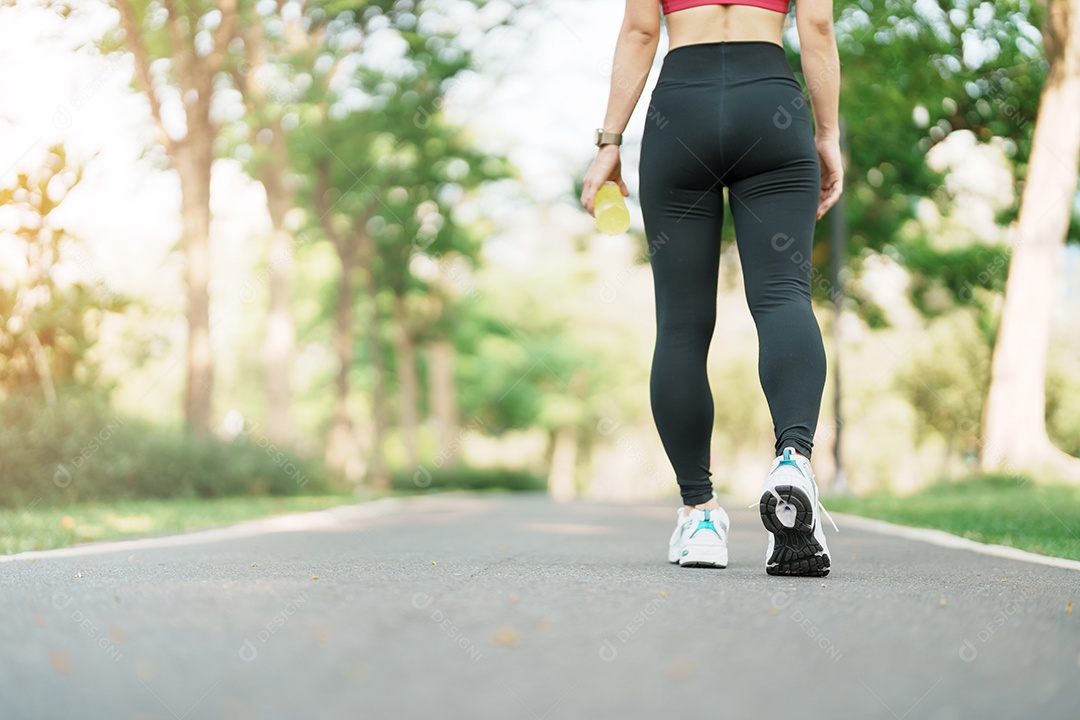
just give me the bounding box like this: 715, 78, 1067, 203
759, 485, 814, 534
679, 544, 728, 568
760, 486, 829, 577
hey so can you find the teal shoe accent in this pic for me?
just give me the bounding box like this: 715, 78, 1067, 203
776, 446, 802, 470
689, 510, 720, 539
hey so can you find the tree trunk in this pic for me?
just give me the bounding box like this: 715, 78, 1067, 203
258, 119, 295, 447
391, 292, 422, 472
176, 132, 214, 438
115, 0, 238, 437
426, 338, 460, 463
548, 425, 579, 502
364, 266, 391, 491
314, 163, 364, 483
982, 0, 1080, 482
325, 262, 362, 479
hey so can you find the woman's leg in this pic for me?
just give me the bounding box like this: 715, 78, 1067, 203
726, 133, 827, 460
639, 82, 726, 507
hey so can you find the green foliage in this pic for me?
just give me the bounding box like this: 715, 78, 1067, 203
0, 388, 335, 508
286, 0, 517, 432
0, 146, 129, 397
898, 236, 1010, 320
452, 278, 636, 442
1046, 354, 1080, 457
894, 309, 990, 451
391, 463, 544, 493
781, 1, 1053, 319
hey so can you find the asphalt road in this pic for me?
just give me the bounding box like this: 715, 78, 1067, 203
2, 493, 1078, 719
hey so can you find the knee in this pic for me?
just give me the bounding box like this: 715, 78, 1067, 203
656, 312, 716, 348
745, 270, 813, 316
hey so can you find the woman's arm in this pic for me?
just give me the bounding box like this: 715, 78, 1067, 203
601, 1, 662, 138
795, 0, 843, 219
580, 0, 662, 216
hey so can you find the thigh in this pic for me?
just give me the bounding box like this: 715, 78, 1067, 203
728, 162, 819, 311
725, 82, 820, 308
639, 86, 726, 322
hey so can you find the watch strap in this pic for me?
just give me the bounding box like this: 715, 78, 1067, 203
595, 129, 623, 146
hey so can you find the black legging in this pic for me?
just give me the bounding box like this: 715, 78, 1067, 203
639, 41, 827, 506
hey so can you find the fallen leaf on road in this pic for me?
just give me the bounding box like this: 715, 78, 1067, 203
821, 583, 827, 588
508, 593, 519, 603
432, 561, 437, 566
660, 589, 669, 597
491, 626, 522, 648
668, 657, 694, 680
50, 650, 72, 674
74, 572, 82, 579
311, 574, 319, 580
252, 563, 258, 567
1067, 601, 1073, 615
940, 598, 948, 607
134, 656, 156, 681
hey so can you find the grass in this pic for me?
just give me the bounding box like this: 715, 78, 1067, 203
825, 475, 1080, 561
0, 464, 547, 555
0, 493, 373, 555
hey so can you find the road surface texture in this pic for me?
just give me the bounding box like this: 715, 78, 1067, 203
2, 492, 1078, 719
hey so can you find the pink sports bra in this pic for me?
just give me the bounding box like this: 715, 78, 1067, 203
661, 0, 790, 15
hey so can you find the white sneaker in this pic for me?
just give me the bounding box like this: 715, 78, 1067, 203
667, 500, 729, 568
757, 446, 838, 577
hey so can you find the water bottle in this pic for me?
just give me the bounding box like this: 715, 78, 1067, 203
595, 181, 630, 235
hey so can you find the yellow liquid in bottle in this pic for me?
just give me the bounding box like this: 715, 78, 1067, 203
595, 182, 630, 235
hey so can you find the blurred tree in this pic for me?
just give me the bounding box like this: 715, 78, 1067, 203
895, 310, 990, 479
454, 258, 644, 500
0, 146, 128, 401
295, 0, 516, 482
112, 0, 239, 436
309, 156, 378, 482
981, 0, 1080, 481
794, 0, 1049, 319
224, 0, 359, 447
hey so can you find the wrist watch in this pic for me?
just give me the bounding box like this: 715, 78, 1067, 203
594, 128, 622, 147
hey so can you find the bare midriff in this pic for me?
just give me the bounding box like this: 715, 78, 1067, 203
665, 4, 787, 50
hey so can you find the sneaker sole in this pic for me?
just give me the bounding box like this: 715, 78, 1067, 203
679, 544, 728, 568
759, 485, 830, 577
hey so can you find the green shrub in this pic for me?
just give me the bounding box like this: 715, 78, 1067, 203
391, 463, 545, 493
924, 472, 1037, 493
0, 389, 334, 508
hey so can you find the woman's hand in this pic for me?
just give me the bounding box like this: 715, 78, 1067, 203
580, 145, 629, 216
815, 135, 844, 220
